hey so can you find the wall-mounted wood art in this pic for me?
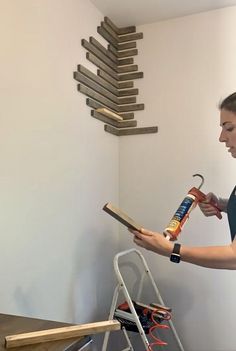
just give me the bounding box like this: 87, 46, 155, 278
73, 17, 158, 136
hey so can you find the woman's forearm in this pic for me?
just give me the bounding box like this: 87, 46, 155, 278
218, 197, 228, 213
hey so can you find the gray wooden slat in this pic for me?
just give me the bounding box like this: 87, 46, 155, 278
86, 52, 118, 80
82, 39, 118, 71
104, 125, 158, 136
78, 84, 119, 111
108, 45, 138, 58
118, 58, 134, 66
118, 72, 143, 81
89, 37, 118, 64
118, 96, 136, 105
118, 32, 143, 42
101, 22, 120, 42
118, 112, 134, 120
118, 103, 145, 112
104, 17, 136, 35
91, 110, 137, 128
117, 65, 138, 73
76, 64, 119, 96
74, 71, 121, 104
118, 88, 138, 96
117, 42, 136, 50
86, 99, 134, 120
97, 70, 134, 89
97, 26, 118, 48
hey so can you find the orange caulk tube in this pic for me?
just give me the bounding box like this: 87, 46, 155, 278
163, 174, 222, 241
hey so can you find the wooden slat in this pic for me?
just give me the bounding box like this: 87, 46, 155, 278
97, 70, 134, 89
118, 112, 134, 120
82, 39, 118, 71
5, 320, 120, 349
117, 42, 136, 50
86, 99, 134, 120
101, 22, 120, 42
104, 17, 136, 35
118, 103, 144, 112
118, 88, 138, 96
91, 110, 137, 128
118, 72, 143, 81
86, 52, 118, 80
89, 37, 118, 64
78, 84, 119, 111
97, 26, 118, 48
108, 45, 138, 58
74, 72, 120, 104
76, 64, 118, 96
96, 108, 123, 121
118, 57, 134, 66
118, 96, 136, 104
117, 65, 138, 74
104, 125, 158, 136
118, 32, 143, 42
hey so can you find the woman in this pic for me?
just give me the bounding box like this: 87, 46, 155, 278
130, 92, 236, 269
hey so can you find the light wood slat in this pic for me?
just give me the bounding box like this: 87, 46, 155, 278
96, 108, 123, 121
117, 42, 136, 50
86, 99, 134, 120
97, 26, 118, 48
117, 65, 138, 74
108, 45, 138, 58
74, 72, 120, 104
76, 64, 118, 96
118, 32, 143, 43
118, 103, 145, 112
82, 39, 118, 71
118, 88, 138, 96
118, 72, 143, 81
78, 84, 119, 111
97, 70, 133, 89
104, 17, 136, 35
89, 37, 118, 64
104, 125, 158, 136
101, 22, 120, 42
86, 52, 118, 80
91, 110, 137, 128
5, 320, 120, 348
118, 57, 134, 66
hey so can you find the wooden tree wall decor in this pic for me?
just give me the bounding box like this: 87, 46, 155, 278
73, 16, 158, 136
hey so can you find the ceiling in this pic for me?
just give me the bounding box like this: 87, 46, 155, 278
90, 0, 236, 26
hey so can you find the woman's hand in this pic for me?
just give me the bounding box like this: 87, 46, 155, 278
129, 228, 173, 257
198, 192, 222, 219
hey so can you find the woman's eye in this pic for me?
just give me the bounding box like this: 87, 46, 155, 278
226, 127, 234, 132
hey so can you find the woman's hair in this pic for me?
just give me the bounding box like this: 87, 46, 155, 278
219, 92, 236, 113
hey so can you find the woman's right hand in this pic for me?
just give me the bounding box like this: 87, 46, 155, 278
198, 192, 222, 219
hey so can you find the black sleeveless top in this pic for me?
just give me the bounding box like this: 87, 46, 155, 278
227, 186, 236, 241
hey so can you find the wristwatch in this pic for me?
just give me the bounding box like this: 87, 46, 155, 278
170, 243, 181, 263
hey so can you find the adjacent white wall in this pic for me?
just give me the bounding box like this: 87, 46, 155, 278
120, 6, 236, 351
0, 0, 119, 327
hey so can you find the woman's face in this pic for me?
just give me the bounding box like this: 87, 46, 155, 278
219, 108, 236, 158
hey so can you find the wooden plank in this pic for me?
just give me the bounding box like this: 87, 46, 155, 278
91, 110, 137, 128
86, 53, 118, 80
96, 108, 123, 121
82, 39, 118, 71
97, 26, 118, 48
118, 72, 143, 81
118, 32, 143, 42
103, 202, 142, 230
74, 72, 120, 104
89, 37, 118, 64
119, 112, 134, 120
117, 42, 136, 50
76, 64, 119, 96
78, 84, 119, 112
118, 103, 144, 112
104, 125, 158, 136
108, 45, 138, 58
97, 70, 134, 89
86, 100, 134, 120
118, 88, 138, 96
104, 17, 136, 35
101, 22, 120, 42
117, 65, 138, 74
118, 96, 136, 105
117, 57, 134, 66
5, 320, 120, 349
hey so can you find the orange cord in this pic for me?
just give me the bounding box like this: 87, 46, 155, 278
147, 309, 171, 350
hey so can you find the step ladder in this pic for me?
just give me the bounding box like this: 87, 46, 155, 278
102, 249, 185, 351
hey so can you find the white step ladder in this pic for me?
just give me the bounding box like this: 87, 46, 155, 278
102, 249, 185, 351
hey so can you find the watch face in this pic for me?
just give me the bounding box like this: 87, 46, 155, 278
170, 253, 180, 263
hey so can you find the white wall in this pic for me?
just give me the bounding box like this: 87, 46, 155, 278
119, 7, 236, 351
0, 0, 119, 327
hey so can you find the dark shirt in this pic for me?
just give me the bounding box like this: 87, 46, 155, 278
227, 186, 236, 241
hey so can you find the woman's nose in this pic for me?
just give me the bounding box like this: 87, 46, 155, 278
219, 130, 226, 143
